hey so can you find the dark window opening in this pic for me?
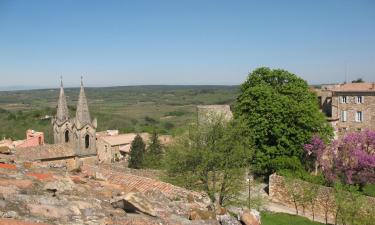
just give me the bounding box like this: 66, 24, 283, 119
85, 134, 90, 149
65, 130, 69, 143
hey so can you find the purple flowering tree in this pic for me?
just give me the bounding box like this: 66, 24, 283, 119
304, 130, 375, 185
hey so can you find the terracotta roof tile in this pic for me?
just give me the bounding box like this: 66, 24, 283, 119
331, 83, 375, 92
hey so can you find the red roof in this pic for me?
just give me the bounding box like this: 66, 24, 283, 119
331, 83, 375, 92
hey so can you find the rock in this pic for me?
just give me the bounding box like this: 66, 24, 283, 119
43, 178, 74, 195
240, 209, 261, 225
189, 208, 216, 220
217, 215, 241, 225
0, 219, 52, 225
215, 206, 227, 216
0, 179, 33, 189
27, 204, 71, 219
94, 172, 107, 181
110, 192, 157, 217
2, 211, 18, 219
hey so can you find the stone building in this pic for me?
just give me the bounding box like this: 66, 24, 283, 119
52, 78, 97, 156
317, 82, 375, 137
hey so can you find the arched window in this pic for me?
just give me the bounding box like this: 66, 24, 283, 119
65, 130, 69, 143
85, 134, 90, 149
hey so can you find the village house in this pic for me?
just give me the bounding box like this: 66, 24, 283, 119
97, 132, 172, 163
317, 82, 375, 137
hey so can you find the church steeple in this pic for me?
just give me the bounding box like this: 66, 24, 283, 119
75, 76, 91, 127
56, 77, 69, 123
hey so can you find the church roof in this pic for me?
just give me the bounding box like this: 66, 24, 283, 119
75, 78, 92, 127
56, 79, 69, 123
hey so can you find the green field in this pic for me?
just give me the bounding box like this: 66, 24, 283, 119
0, 85, 239, 143
262, 212, 324, 225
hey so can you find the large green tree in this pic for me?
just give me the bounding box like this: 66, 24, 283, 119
235, 67, 332, 175
164, 116, 253, 207
128, 134, 146, 169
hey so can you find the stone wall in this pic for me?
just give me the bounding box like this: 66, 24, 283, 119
269, 173, 375, 223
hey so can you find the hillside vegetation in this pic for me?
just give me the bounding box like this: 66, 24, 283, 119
0, 85, 239, 143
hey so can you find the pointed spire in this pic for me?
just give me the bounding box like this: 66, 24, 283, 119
56, 76, 69, 122
76, 76, 91, 126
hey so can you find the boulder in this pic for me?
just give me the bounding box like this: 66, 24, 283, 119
189, 208, 216, 220
217, 214, 242, 225
2, 211, 18, 219
94, 172, 107, 181
240, 209, 261, 225
110, 192, 157, 217
43, 178, 74, 195
27, 204, 71, 219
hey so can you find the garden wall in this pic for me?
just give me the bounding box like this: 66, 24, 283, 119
269, 173, 375, 223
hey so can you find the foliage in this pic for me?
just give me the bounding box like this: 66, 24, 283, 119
0, 85, 239, 141
362, 184, 375, 197
261, 212, 324, 225
164, 116, 253, 207
351, 78, 364, 83
128, 134, 146, 169
143, 131, 163, 169
304, 130, 375, 185
334, 183, 365, 225
235, 67, 332, 175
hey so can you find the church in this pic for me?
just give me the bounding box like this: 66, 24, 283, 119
52, 78, 97, 156
15, 78, 98, 169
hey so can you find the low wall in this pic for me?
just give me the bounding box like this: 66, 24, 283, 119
269, 173, 375, 223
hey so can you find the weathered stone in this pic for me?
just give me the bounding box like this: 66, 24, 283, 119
189, 208, 216, 220
0, 179, 33, 189
0, 219, 51, 225
2, 211, 18, 219
27, 204, 71, 218
240, 209, 261, 225
110, 192, 157, 217
217, 215, 241, 225
43, 178, 74, 195
94, 172, 107, 181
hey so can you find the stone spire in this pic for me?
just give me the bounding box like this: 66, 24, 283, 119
56, 77, 69, 122
75, 76, 91, 127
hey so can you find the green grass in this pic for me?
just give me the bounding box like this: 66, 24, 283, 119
261, 212, 324, 225
0, 85, 239, 143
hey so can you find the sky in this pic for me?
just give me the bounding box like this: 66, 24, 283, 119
0, 0, 374, 89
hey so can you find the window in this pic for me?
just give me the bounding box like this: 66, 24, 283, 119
85, 134, 90, 149
65, 130, 69, 143
341, 111, 347, 122
340, 96, 347, 104
355, 111, 363, 122
356, 96, 363, 104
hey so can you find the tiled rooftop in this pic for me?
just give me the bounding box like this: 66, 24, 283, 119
331, 82, 375, 92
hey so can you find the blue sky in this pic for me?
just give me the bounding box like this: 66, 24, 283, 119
0, 0, 374, 88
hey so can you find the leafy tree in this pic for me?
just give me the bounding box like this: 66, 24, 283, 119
235, 67, 332, 175
144, 130, 163, 169
304, 130, 375, 185
334, 183, 364, 225
351, 78, 364, 83
164, 116, 253, 208
128, 134, 146, 169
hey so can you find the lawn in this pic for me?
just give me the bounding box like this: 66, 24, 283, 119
261, 212, 324, 225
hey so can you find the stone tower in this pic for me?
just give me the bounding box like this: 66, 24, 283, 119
52, 79, 73, 144
72, 78, 97, 156
53, 78, 97, 156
